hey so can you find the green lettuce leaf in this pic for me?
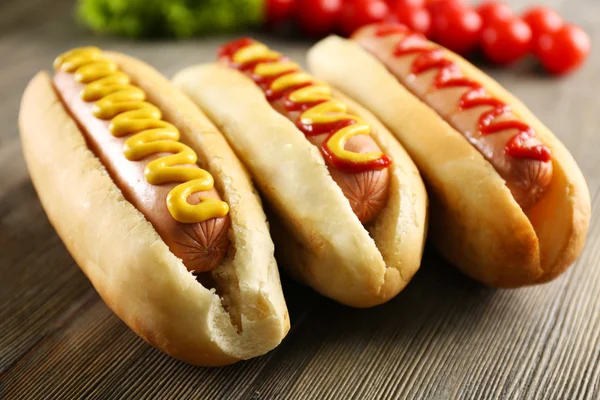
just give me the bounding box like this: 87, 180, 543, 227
76, 0, 265, 38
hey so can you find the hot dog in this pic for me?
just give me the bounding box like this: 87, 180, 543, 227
307, 23, 591, 287
53, 50, 230, 273
218, 39, 391, 224
174, 39, 428, 307
353, 24, 552, 211
19, 47, 289, 365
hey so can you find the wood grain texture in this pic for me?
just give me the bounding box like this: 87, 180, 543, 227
1, 0, 599, 399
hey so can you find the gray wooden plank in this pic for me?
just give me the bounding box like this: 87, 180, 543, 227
0, 182, 97, 371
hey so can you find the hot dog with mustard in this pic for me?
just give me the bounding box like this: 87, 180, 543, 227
19, 47, 289, 366
53, 48, 230, 273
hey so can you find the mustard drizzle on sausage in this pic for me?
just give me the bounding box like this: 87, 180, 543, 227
231, 41, 391, 170
54, 47, 229, 223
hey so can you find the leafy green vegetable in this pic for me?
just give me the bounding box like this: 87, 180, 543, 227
76, 0, 265, 38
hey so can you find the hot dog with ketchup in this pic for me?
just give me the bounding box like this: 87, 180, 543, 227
355, 24, 552, 211
217, 38, 391, 224
308, 23, 591, 287
174, 39, 428, 307
19, 47, 289, 366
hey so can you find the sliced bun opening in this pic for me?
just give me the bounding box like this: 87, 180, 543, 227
109, 53, 290, 353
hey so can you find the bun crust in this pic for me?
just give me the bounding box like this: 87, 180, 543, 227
307, 36, 590, 287
19, 65, 289, 366
173, 64, 427, 307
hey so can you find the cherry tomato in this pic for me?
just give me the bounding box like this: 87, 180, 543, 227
266, 0, 297, 24
393, 4, 432, 35
340, 0, 391, 36
431, 6, 482, 54
476, 1, 513, 26
537, 24, 590, 75
523, 6, 563, 39
426, 0, 465, 15
481, 18, 532, 64
297, 0, 342, 36
523, 6, 563, 56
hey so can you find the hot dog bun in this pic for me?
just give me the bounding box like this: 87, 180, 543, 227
19, 52, 289, 366
307, 33, 591, 287
173, 63, 428, 307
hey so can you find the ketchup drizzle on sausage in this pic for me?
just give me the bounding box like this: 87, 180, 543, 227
218, 39, 392, 173
375, 24, 552, 163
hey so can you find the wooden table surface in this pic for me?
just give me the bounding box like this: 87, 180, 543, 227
1, 0, 599, 398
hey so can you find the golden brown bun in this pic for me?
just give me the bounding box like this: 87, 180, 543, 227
307, 36, 591, 287
173, 64, 428, 307
19, 59, 289, 366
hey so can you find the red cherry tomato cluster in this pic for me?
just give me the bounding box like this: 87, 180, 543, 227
477, 1, 590, 74
265, 0, 589, 75
522, 7, 590, 74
